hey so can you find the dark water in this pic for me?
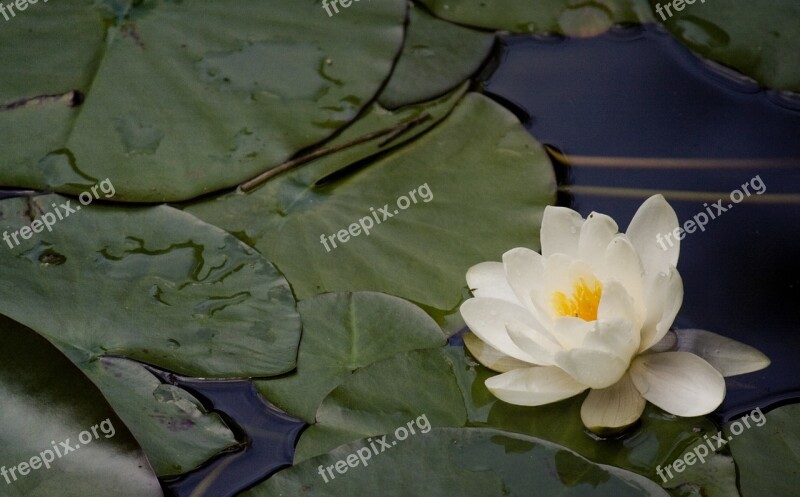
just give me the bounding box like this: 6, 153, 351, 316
482, 24, 800, 422
151, 371, 305, 497
64, 23, 799, 497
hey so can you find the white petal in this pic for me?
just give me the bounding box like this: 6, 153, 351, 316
506, 320, 560, 366
550, 316, 593, 350
502, 247, 545, 314
463, 332, 534, 373
598, 281, 638, 324
579, 319, 639, 359
626, 194, 680, 277
460, 298, 546, 364
674, 329, 771, 377
639, 268, 683, 352
578, 212, 618, 271
601, 236, 645, 325
554, 348, 629, 389
485, 366, 588, 406
580, 373, 646, 432
630, 351, 725, 417
541, 206, 584, 258
466, 261, 520, 305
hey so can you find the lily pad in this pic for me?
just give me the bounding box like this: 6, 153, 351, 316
416, 0, 654, 37
0, 314, 161, 497
0, 0, 407, 201
725, 403, 800, 497
187, 93, 556, 311
255, 292, 446, 423
454, 346, 739, 497
294, 348, 467, 462
81, 357, 239, 477
653, 0, 800, 91
247, 428, 669, 496
378, 5, 494, 109
0, 194, 301, 377
295, 344, 738, 496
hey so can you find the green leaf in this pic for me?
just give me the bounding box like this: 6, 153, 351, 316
294, 344, 738, 496
726, 404, 800, 497
187, 93, 555, 311
653, 0, 800, 91
247, 428, 669, 496
0, 194, 301, 377
256, 292, 446, 423
80, 357, 238, 477
294, 348, 467, 462
0, 0, 407, 201
452, 346, 739, 497
416, 0, 654, 36
378, 5, 494, 109
0, 314, 161, 497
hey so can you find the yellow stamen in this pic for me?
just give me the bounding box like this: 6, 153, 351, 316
552, 277, 603, 321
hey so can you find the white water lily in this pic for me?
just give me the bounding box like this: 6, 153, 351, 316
460, 195, 769, 433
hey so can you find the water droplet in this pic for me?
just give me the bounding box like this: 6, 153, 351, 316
193, 292, 251, 318
114, 115, 165, 155
153, 384, 181, 403
197, 41, 328, 100
37, 149, 98, 189
674, 16, 730, 49
558, 6, 613, 38
167, 338, 181, 349
22, 243, 67, 265
39, 250, 67, 266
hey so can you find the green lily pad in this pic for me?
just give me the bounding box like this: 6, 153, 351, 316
653, 0, 800, 91
0, 314, 161, 497
247, 428, 669, 496
187, 93, 555, 311
0, 194, 301, 377
294, 348, 467, 462
453, 346, 738, 497
255, 292, 446, 423
377, 5, 494, 109
295, 344, 738, 496
0, 0, 407, 201
725, 403, 800, 497
81, 357, 238, 477
416, 0, 654, 37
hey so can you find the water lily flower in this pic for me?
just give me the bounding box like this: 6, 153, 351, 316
460, 195, 769, 434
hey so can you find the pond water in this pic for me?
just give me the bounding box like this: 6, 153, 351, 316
165, 23, 800, 496
481, 23, 800, 423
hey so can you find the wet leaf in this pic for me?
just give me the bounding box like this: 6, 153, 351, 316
255, 292, 446, 423
0, 314, 162, 497
294, 348, 467, 462
247, 428, 669, 496
654, 0, 800, 91
0, 0, 407, 201
725, 403, 800, 497
0, 194, 301, 377
378, 4, 494, 109
294, 344, 738, 496
187, 93, 555, 311
416, 0, 654, 37
82, 357, 238, 477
